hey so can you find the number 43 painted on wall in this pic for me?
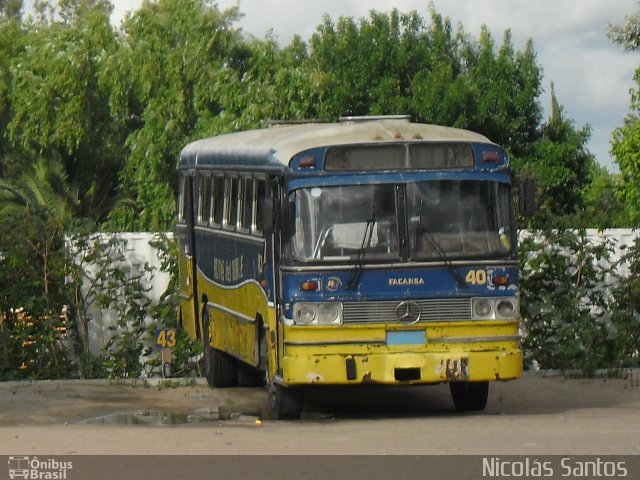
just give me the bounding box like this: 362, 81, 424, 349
154, 328, 177, 348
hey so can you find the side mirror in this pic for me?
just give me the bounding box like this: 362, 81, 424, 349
518, 179, 536, 217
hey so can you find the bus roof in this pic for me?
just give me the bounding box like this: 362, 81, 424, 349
179, 117, 495, 170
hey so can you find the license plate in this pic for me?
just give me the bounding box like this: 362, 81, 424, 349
386, 330, 426, 345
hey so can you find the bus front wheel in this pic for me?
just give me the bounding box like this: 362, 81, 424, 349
268, 382, 303, 420
449, 381, 489, 412
203, 312, 236, 387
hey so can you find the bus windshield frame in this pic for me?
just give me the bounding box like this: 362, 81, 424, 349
288, 178, 515, 264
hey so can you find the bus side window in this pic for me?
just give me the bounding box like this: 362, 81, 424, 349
239, 176, 252, 232
236, 177, 251, 232
212, 175, 224, 226
225, 176, 239, 230
178, 176, 186, 223
197, 176, 211, 225
254, 178, 266, 235
236, 177, 244, 230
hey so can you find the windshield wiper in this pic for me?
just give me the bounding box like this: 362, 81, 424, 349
346, 199, 376, 290
416, 199, 466, 288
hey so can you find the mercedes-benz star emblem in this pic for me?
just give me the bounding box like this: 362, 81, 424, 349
394, 301, 421, 325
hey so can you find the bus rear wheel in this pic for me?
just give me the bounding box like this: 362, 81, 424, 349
449, 381, 489, 412
268, 382, 303, 420
237, 362, 263, 387
203, 313, 236, 387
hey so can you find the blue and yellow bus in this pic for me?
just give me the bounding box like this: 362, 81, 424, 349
176, 115, 530, 418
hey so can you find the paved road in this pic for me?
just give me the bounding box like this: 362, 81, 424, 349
0, 373, 639, 455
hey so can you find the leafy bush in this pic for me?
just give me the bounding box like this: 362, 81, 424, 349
608, 237, 640, 369
0, 210, 72, 379
1, 219, 201, 380
519, 229, 639, 374
65, 231, 201, 379
142, 234, 202, 379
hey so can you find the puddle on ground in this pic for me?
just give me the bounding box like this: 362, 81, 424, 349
86, 407, 334, 425
87, 409, 221, 425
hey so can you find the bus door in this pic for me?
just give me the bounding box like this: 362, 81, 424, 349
178, 174, 201, 339
263, 175, 284, 375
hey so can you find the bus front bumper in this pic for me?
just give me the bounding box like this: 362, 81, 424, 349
280, 349, 522, 385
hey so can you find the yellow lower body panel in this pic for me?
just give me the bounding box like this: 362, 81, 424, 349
280, 348, 522, 385
280, 321, 522, 385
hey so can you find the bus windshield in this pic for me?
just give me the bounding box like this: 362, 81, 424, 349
290, 184, 399, 261
407, 180, 513, 260
289, 180, 513, 262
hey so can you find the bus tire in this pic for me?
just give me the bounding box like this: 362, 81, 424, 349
203, 311, 236, 387
237, 362, 262, 387
449, 381, 489, 412
268, 382, 303, 420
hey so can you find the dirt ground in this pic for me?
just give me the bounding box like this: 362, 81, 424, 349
0, 372, 639, 455
0, 378, 266, 426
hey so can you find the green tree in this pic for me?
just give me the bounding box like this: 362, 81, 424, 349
409, 10, 470, 127
309, 14, 373, 118
227, 33, 318, 125
610, 95, 640, 225
0, 0, 22, 20
514, 84, 600, 228
0, 0, 26, 178
0, 159, 73, 379
306, 5, 544, 148
309, 9, 431, 119
271, 36, 318, 120
608, 6, 640, 52
465, 29, 542, 156
105, 0, 245, 231
609, 5, 640, 225
0, 158, 77, 300
580, 164, 627, 228
6, 0, 124, 221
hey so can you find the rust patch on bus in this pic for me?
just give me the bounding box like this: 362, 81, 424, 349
443, 358, 469, 381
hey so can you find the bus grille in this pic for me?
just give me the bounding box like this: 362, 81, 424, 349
342, 298, 472, 324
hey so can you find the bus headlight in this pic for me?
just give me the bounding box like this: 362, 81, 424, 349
472, 297, 517, 320
293, 302, 343, 325
294, 304, 317, 324
317, 303, 342, 325
473, 299, 493, 318
496, 299, 516, 319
